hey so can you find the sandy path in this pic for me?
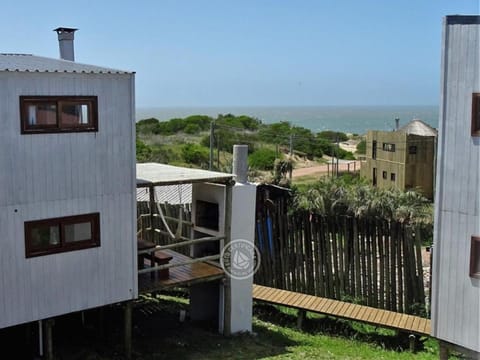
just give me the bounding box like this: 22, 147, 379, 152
292, 161, 361, 178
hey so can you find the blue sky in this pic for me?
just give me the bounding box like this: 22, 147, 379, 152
1, 0, 478, 107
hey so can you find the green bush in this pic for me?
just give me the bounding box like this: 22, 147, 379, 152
184, 123, 201, 134
216, 113, 262, 130
356, 139, 366, 154
136, 138, 153, 162
181, 143, 209, 167
248, 148, 277, 170
317, 130, 348, 142
136, 118, 160, 134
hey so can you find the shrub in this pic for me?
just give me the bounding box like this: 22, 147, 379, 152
136, 118, 160, 134
317, 130, 348, 142
136, 138, 152, 162
184, 123, 201, 134
356, 139, 366, 154
181, 143, 209, 167
248, 148, 277, 170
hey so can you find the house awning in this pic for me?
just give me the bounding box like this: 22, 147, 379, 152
136, 163, 234, 187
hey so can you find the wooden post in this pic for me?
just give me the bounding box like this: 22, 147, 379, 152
44, 318, 54, 360
297, 309, 306, 330
149, 184, 155, 243
439, 341, 449, 360
98, 307, 105, 340
124, 301, 133, 360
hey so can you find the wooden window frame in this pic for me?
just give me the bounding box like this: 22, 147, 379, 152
470, 236, 480, 279
25, 213, 100, 258
20, 96, 98, 134
472, 93, 480, 136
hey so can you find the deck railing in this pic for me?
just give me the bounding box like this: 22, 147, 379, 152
137, 204, 224, 274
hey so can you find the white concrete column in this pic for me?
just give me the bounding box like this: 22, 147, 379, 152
226, 181, 257, 333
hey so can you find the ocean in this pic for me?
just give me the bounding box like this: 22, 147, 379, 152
136, 106, 439, 135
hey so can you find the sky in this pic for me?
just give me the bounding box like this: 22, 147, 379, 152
1, 0, 479, 107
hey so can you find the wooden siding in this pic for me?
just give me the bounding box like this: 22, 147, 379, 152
0, 72, 137, 329
431, 19, 480, 352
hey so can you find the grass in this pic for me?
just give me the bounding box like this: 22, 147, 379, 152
33, 291, 441, 360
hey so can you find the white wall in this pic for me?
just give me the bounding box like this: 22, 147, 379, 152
228, 182, 257, 334
0, 72, 137, 329
431, 17, 480, 352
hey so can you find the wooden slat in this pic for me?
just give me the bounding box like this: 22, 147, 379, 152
252, 285, 431, 336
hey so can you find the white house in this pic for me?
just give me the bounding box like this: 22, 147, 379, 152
0, 28, 137, 331
431, 15, 480, 358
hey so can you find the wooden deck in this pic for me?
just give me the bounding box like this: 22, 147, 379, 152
253, 284, 431, 336
138, 249, 225, 293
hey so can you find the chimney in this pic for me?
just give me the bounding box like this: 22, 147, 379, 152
53, 27, 78, 61
395, 117, 400, 131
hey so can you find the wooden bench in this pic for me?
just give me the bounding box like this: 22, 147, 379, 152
253, 284, 430, 344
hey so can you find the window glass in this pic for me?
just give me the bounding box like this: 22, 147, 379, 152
64, 222, 92, 242
472, 94, 480, 136
30, 224, 60, 249
60, 103, 89, 125
20, 96, 97, 134
25, 213, 100, 257
27, 103, 57, 126
382, 143, 395, 152
391, 173, 396, 181
409, 146, 417, 155
470, 236, 480, 278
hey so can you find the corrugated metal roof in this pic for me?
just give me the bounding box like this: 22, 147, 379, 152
0, 53, 133, 74
398, 119, 438, 137
136, 184, 192, 205
136, 163, 234, 187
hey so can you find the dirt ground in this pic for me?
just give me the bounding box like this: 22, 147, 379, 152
292, 160, 361, 178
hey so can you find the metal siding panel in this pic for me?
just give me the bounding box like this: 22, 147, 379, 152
433, 23, 480, 352
0, 71, 136, 329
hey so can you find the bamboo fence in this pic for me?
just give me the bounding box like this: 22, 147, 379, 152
254, 195, 427, 315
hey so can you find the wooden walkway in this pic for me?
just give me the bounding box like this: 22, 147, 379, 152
253, 285, 431, 336
138, 249, 225, 293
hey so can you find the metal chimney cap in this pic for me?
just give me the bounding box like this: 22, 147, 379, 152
53, 27, 78, 33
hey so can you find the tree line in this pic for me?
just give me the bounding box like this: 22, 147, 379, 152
136, 113, 357, 170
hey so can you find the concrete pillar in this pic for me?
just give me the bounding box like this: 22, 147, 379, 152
224, 181, 257, 334
232, 145, 248, 184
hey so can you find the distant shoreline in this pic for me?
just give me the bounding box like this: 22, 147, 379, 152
136, 105, 439, 134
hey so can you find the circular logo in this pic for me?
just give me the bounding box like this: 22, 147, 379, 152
220, 239, 261, 280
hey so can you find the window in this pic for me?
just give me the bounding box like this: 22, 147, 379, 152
409, 146, 417, 154
391, 173, 396, 181
472, 93, 480, 136
382, 171, 387, 179
25, 213, 100, 258
382, 143, 396, 152
20, 96, 97, 134
372, 140, 377, 159
470, 236, 480, 279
